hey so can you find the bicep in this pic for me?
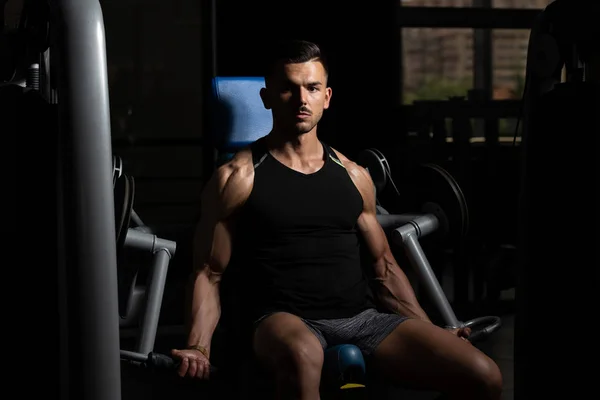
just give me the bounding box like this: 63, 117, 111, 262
192, 168, 239, 277
193, 215, 233, 277
353, 167, 394, 276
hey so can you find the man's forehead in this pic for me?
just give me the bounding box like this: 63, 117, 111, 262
276, 60, 326, 80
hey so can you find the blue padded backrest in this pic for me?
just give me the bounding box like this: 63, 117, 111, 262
211, 76, 273, 155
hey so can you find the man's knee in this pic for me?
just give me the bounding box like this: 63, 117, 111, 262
471, 352, 503, 397
254, 313, 324, 378
276, 337, 324, 377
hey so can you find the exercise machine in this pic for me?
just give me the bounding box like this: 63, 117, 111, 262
4, 1, 506, 398
4, 1, 176, 399
517, 0, 598, 397
112, 157, 177, 356
358, 149, 501, 342
3, 1, 122, 399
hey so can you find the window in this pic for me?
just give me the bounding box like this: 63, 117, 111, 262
492, 0, 554, 8
403, 28, 474, 104
401, 0, 473, 6
402, 26, 531, 139
399, 0, 555, 106
492, 30, 530, 100
400, 0, 555, 8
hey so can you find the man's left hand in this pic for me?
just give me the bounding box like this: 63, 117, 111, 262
447, 326, 472, 343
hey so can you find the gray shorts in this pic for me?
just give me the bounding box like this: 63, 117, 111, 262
303, 308, 408, 356
257, 308, 408, 356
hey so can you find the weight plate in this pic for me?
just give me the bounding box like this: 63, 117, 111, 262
357, 148, 390, 195
410, 163, 470, 239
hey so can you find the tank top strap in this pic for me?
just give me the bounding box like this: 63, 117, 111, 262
250, 136, 269, 169
321, 141, 346, 169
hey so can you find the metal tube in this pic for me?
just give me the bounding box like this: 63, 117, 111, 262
120, 349, 147, 363
376, 213, 422, 230
52, 1, 121, 399
130, 209, 147, 229
124, 228, 177, 256
136, 249, 172, 354
412, 214, 440, 237
392, 214, 440, 239
393, 229, 461, 328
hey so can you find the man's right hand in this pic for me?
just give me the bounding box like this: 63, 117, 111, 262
171, 348, 212, 379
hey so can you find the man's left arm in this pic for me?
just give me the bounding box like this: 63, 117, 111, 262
346, 162, 432, 323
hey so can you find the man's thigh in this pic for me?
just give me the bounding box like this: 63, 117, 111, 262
253, 312, 325, 370
370, 318, 502, 394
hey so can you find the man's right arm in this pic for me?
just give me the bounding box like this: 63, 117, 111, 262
184, 154, 253, 357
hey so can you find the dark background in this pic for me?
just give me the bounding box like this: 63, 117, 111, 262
4, 1, 597, 399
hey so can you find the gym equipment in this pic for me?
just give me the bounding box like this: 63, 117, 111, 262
517, 0, 598, 397
112, 157, 178, 356
9, 0, 506, 399
359, 149, 469, 240
357, 148, 501, 343
209, 76, 273, 165
120, 349, 219, 376
9, 2, 181, 398
4, 0, 127, 398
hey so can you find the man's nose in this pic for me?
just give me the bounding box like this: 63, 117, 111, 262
293, 87, 308, 105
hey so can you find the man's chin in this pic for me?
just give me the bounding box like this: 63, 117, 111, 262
293, 122, 315, 135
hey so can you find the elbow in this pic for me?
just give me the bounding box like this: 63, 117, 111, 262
189, 264, 223, 287
201, 264, 224, 285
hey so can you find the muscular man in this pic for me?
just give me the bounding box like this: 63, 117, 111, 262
171, 40, 502, 400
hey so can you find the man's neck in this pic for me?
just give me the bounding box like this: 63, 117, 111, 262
265, 129, 322, 162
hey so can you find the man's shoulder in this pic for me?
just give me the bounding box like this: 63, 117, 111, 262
213, 148, 255, 203
328, 146, 376, 210
223, 147, 254, 171
328, 146, 371, 184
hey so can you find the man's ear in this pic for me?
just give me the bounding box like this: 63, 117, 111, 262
323, 87, 332, 110
260, 87, 271, 110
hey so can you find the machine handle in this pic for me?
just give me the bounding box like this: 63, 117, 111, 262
463, 316, 502, 344
121, 350, 218, 375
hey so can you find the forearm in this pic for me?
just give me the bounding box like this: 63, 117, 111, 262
374, 256, 431, 323
186, 270, 221, 355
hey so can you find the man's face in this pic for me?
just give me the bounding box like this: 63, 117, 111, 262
261, 60, 332, 135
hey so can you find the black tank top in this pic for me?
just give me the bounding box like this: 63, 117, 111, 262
225, 137, 374, 325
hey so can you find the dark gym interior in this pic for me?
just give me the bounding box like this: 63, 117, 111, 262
4, 0, 598, 399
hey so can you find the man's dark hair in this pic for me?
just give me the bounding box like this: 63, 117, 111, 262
264, 39, 329, 85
